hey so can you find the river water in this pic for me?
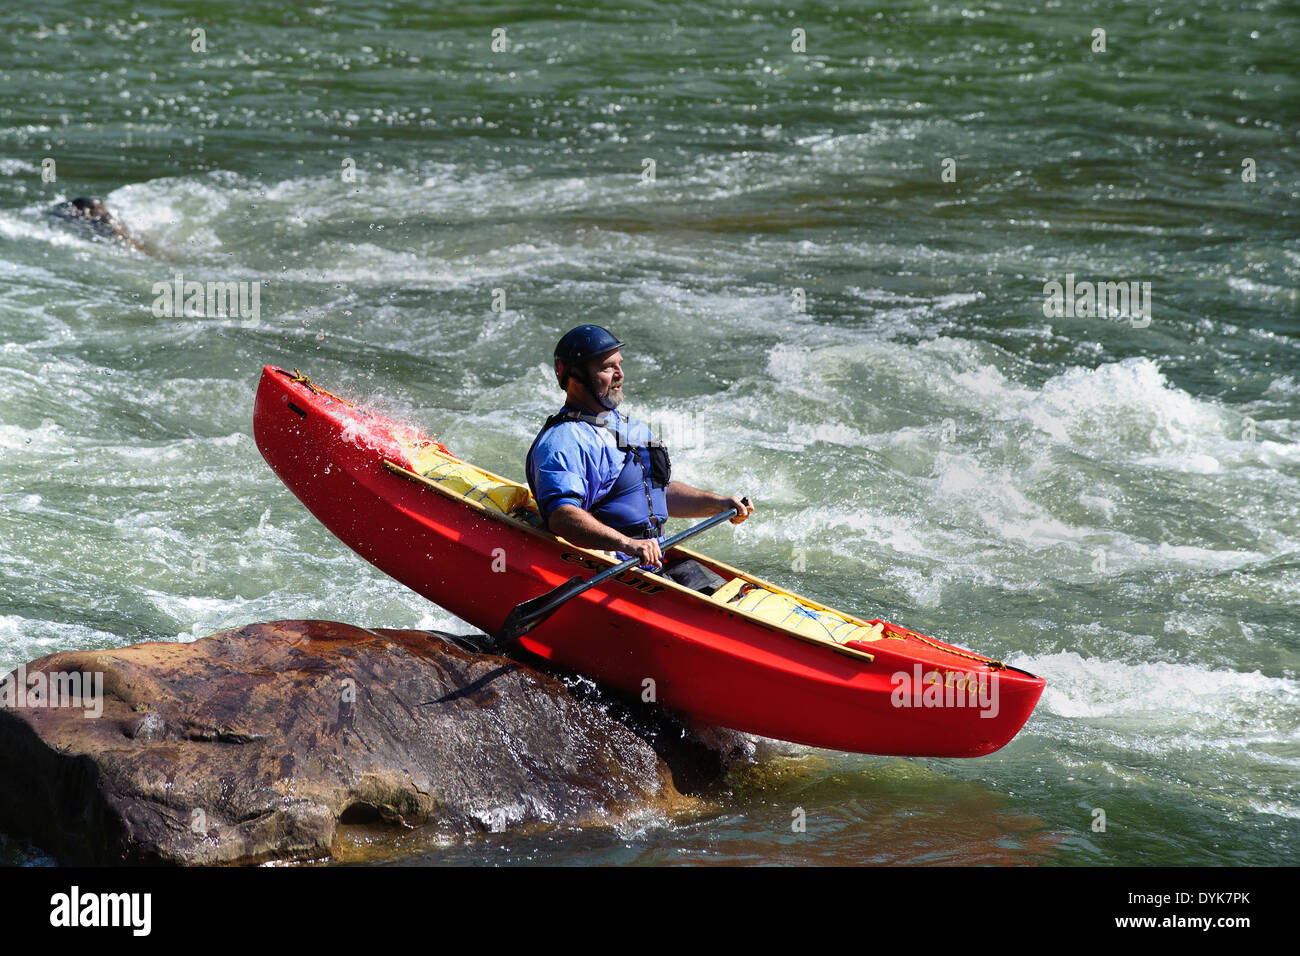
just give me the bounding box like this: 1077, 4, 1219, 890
1, 0, 1296, 866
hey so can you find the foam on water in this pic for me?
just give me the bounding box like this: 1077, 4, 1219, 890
661, 336, 1300, 625
0, 158, 41, 176
1030, 651, 1297, 727
0, 210, 111, 252
0, 615, 127, 676
1023, 649, 1299, 819
0, 417, 69, 454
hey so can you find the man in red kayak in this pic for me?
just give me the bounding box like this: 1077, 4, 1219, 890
526, 325, 753, 586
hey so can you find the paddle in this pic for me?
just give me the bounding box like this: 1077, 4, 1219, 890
487, 501, 748, 650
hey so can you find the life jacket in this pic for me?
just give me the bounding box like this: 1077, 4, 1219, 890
526, 408, 671, 540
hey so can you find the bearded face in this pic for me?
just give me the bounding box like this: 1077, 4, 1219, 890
584, 350, 624, 410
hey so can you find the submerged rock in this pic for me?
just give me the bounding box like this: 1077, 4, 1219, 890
0, 620, 707, 865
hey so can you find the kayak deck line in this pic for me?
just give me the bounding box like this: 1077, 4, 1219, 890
284, 367, 365, 412
382, 459, 882, 666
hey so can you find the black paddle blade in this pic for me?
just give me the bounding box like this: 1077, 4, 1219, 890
490, 575, 587, 648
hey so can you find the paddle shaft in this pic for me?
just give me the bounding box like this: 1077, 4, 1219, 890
491, 503, 745, 646
552, 505, 741, 602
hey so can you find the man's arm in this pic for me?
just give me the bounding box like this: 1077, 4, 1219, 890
665, 481, 754, 524
548, 504, 665, 567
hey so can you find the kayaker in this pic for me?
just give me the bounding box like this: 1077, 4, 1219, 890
526, 325, 753, 587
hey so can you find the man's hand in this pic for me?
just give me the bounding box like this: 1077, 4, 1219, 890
623, 536, 664, 568
726, 495, 754, 524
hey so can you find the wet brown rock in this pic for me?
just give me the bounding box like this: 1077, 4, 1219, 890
0, 620, 698, 865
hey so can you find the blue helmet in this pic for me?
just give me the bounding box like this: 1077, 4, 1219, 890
554, 325, 625, 389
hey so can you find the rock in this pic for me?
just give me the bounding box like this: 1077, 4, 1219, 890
0, 620, 706, 865
44, 196, 149, 253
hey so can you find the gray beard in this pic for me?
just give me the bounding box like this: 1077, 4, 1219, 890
597, 386, 623, 410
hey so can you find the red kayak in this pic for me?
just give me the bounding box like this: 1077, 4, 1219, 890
253, 365, 1044, 757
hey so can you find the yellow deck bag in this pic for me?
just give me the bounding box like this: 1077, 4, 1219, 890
391, 432, 536, 516
711, 579, 885, 644
419, 459, 532, 515
400, 439, 455, 476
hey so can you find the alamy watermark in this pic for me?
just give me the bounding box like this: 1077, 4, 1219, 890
1, 664, 104, 718
610, 409, 706, 452
151, 272, 261, 327
1043, 274, 1151, 327
49, 885, 150, 936
890, 665, 999, 719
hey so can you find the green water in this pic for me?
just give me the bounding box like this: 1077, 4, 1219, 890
1, 0, 1297, 866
